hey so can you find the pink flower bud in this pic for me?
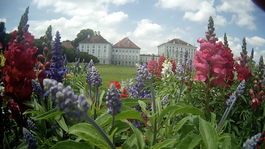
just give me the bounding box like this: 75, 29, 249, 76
206, 34, 210, 39
37, 55, 45, 63
38, 63, 43, 70
184, 80, 188, 85
43, 47, 48, 56
254, 80, 257, 84
249, 89, 255, 99
212, 33, 216, 37
251, 98, 259, 111
187, 86, 191, 90
258, 91, 264, 101
254, 84, 258, 91
45, 62, 51, 70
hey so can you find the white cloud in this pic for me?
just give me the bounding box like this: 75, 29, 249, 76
216, 0, 256, 30
183, 1, 216, 22
214, 15, 227, 26
133, 19, 162, 38
155, 0, 209, 11
0, 18, 6, 23
246, 36, 265, 47
29, 0, 133, 43
233, 37, 240, 42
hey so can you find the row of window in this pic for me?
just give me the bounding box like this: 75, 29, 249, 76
112, 55, 138, 60
113, 49, 139, 53
112, 61, 135, 66
166, 46, 196, 52
81, 44, 107, 48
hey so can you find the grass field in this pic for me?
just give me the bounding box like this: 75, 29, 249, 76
94, 64, 137, 88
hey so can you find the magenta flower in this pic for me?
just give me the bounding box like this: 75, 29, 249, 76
147, 59, 157, 75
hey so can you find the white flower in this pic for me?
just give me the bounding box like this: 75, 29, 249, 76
161, 60, 173, 80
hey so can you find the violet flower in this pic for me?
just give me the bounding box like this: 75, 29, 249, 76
216, 80, 245, 133
22, 128, 38, 149
82, 63, 88, 75
106, 83, 122, 115
243, 133, 262, 149
91, 66, 102, 87
31, 80, 42, 97
43, 78, 89, 122
27, 120, 36, 131
161, 94, 169, 106
73, 58, 80, 75
45, 31, 69, 82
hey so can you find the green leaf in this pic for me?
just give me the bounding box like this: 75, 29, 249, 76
121, 120, 145, 149
68, 123, 108, 148
55, 115, 69, 132
176, 134, 201, 149
23, 109, 42, 115
120, 98, 152, 106
122, 134, 138, 149
199, 117, 218, 149
109, 121, 130, 135
16, 142, 28, 149
221, 136, 231, 149
50, 140, 92, 149
150, 139, 176, 149
96, 109, 144, 127
109, 127, 118, 142
32, 108, 64, 121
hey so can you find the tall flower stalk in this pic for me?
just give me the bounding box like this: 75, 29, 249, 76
45, 31, 69, 82
106, 83, 122, 144
90, 66, 102, 119
86, 60, 94, 100
216, 80, 245, 133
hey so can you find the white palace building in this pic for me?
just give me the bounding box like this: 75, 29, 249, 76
79, 31, 197, 65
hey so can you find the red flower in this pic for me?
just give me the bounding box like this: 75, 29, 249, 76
38, 69, 47, 87
234, 63, 253, 81
8, 100, 20, 119
157, 56, 166, 77
170, 59, 176, 74
108, 81, 121, 89
0, 42, 2, 49
120, 89, 128, 99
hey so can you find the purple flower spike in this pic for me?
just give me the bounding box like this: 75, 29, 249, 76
106, 83, 122, 116
91, 66, 102, 87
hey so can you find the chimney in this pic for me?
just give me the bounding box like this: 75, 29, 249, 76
98, 31, 100, 36
94, 31, 97, 36
88, 34, 90, 38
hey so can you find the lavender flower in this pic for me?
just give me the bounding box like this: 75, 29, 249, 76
43, 78, 89, 122
161, 94, 169, 106
189, 59, 193, 72
250, 48, 254, 59
22, 128, 38, 149
216, 80, 246, 133
91, 66, 102, 87
226, 80, 246, 106
176, 63, 188, 80
73, 58, 80, 75
32, 80, 42, 97
184, 50, 188, 67
45, 31, 69, 82
144, 90, 151, 98
27, 120, 36, 131
106, 83, 122, 115
82, 63, 88, 75
129, 81, 145, 99
243, 133, 262, 149
88, 59, 94, 70
136, 63, 152, 81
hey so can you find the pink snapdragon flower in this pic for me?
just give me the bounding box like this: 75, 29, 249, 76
147, 59, 157, 75
193, 39, 226, 87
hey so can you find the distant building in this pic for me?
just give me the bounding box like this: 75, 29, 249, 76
79, 31, 112, 64
61, 41, 74, 49
157, 38, 197, 64
140, 54, 159, 64
78, 31, 197, 65
112, 37, 141, 66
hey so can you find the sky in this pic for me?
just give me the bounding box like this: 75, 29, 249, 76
1, 0, 265, 62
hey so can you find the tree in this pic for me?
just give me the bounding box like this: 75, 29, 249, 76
62, 47, 99, 63
73, 28, 94, 48
78, 52, 99, 63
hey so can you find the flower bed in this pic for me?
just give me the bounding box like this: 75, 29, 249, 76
1, 8, 265, 149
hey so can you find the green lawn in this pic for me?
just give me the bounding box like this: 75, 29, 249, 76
94, 64, 137, 88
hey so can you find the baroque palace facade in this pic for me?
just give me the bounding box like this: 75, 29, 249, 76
79, 31, 196, 65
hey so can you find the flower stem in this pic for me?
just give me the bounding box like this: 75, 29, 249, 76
94, 87, 99, 120
177, 78, 184, 104
112, 115, 115, 145
149, 80, 157, 146
84, 113, 115, 149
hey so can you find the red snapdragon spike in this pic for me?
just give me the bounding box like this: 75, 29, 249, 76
170, 59, 176, 74
45, 62, 51, 70
234, 63, 253, 82
0, 43, 2, 49
147, 59, 157, 75
254, 84, 259, 92
38, 63, 43, 70
38, 69, 46, 87
258, 91, 264, 102
251, 98, 259, 111
37, 55, 45, 63
249, 89, 255, 99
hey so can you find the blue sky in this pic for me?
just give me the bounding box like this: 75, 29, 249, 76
1, 0, 265, 62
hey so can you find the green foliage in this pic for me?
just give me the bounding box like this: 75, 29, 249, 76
73, 28, 94, 48
78, 51, 99, 63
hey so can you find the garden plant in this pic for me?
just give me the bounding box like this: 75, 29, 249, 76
1, 7, 265, 149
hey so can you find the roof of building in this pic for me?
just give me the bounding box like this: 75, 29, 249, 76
113, 37, 140, 49
79, 34, 110, 44
62, 42, 74, 49
158, 38, 197, 48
